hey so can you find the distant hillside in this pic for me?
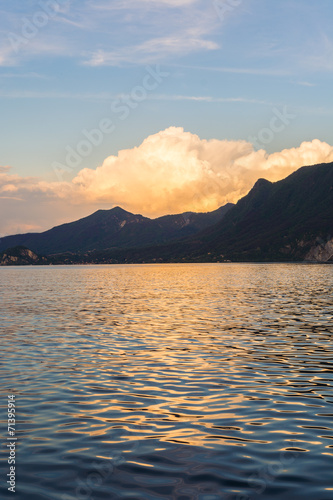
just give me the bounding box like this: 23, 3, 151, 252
0, 204, 233, 255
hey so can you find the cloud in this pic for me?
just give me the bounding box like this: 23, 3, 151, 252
85, 35, 218, 66
91, 0, 198, 8
172, 64, 292, 76
72, 128, 333, 216
0, 166, 101, 236
0, 89, 117, 100
146, 0, 197, 4
1, 0, 218, 67
1, 129, 333, 236
0, 90, 271, 105
151, 94, 273, 105
293, 81, 316, 87
303, 33, 333, 73
84, 12, 219, 66
0, 165, 11, 173
0, 72, 49, 79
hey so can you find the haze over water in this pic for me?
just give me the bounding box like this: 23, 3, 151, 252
0, 263, 332, 500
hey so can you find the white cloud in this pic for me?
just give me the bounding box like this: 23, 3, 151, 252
85, 33, 218, 66
0, 0, 218, 67
145, 0, 197, 4
90, 0, 199, 11
172, 64, 293, 77
151, 94, 273, 105
293, 81, 316, 87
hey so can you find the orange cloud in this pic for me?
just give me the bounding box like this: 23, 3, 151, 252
72, 127, 333, 216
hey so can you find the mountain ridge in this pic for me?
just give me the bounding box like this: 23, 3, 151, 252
0, 203, 234, 255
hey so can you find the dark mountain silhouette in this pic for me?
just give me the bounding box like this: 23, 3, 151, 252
0, 204, 233, 255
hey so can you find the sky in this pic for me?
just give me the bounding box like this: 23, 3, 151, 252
0, 0, 333, 236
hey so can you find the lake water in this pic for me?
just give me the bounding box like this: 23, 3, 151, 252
0, 263, 332, 500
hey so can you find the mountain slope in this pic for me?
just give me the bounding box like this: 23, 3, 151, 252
195, 161, 333, 261
0, 204, 233, 255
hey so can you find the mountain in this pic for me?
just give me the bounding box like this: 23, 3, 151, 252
79, 161, 332, 264
193, 161, 333, 262
0, 204, 234, 255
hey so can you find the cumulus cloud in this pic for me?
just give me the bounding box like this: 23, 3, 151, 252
1, 129, 333, 236
72, 127, 333, 216
0, 166, 100, 236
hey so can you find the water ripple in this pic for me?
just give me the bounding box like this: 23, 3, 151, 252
0, 263, 332, 499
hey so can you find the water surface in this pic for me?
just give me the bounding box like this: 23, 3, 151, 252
0, 264, 332, 499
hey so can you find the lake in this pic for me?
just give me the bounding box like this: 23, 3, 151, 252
0, 263, 332, 500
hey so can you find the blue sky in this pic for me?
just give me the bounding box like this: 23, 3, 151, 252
0, 0, 333, 234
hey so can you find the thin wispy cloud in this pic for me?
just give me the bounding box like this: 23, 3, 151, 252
0, 71, 48, 79
304, 33, 333, 72
292, 81, 316, 87
85, 32, 218, 66
0, 195, 24, 202
84, 0, 219, 66
170, 64, 293, 77
89, 0, 199, 11
0, 89, 117, 100
1, 0, 332, 78
0, 0, 218, 66
151, 95, 274, 106
0, 88, 273, 106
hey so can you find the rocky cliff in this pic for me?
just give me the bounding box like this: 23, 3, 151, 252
305, 237, 333, 262
0, 246, 48, 266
